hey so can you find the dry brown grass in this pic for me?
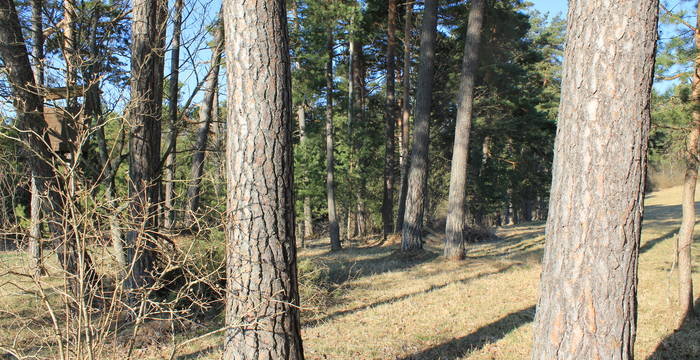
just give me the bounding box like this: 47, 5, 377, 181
3, 185, 700, 359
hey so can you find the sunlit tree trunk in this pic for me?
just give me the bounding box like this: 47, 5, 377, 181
325, 30, 341, 251
531, 0, 658, 358
676, 1, 700, 328
401, 0, 438, 251
396, 1, 412, 233
444, 0, 485, 260
222, 0, 305, 356
297, 104, 314, 239
382, 0, 397, 238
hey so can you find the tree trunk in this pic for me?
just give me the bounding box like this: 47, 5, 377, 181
400, 0, 438, 251
163, 0, 183, 231
29, 0, 45, 276
221, 0, 305, 356
126, 0, 165, 292
325, 30, 341, 251
396, 1, 412, 233
29, 177, 44, 276
676, 2, 700, 328
382, 0, 397, 238
443, 0, 485, 260
531, 1, 658, 358
186, 17, 223, 226
0, 0, 95, 291
298, 105, 314, 239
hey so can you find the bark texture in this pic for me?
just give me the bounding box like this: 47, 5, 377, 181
531, 1, 658, 359
676, 1, 700, 327
126, 0, 165, 291
325, 30, 341, 251
382, 0, 397, 238
396, 1, 412, 233
186, 18, 223, 225
443, 0, 485, 260
163, 0, 183, 231
401, 0, 438, 251
222, 0, 304, 357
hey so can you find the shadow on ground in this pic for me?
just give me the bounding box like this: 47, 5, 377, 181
399, 305, 536, 360
303, 263, 521, 329
647, 298, 700, 360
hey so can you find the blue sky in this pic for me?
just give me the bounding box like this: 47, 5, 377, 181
529, 0, 567, 17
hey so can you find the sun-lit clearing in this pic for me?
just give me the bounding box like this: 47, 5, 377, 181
2, 185, 699, 359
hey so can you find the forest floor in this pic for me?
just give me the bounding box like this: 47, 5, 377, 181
1, 185, 700, 359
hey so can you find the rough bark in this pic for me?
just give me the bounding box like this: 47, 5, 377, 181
325, 30, 341, 251
298, 105, 314, 239
396, 1, 412, 233
186, 18, 223, 225
221, 0, 304, 356
443, 0, 485, 260
676, 2, 700, 328
126, 0, 165, 292
163, 0, 183, 231
531, 1, 658, 359
382, 0, 397, 238
400, 0, 438, 251
0, 0, 94, 290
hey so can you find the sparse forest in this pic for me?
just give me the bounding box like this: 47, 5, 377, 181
1, 0, 700, 358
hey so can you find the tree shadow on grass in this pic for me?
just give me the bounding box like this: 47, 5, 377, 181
640, 229, 677, 255
647, 298, 700, 360
398, 305, 536, 360
303, 263, 521, 329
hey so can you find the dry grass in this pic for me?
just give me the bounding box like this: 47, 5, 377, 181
3, 185, 700, 359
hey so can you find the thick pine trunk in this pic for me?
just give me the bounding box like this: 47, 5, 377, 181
401, 0, 438, 251
126, 0, 165, 292
676, 2, 700, 327
396, 1, 412, 233
382, 0, 397, 238
443, 0, 485, 260
221, 0, 305, 356
186, 19, 223, 225
531, 1, 658, 358
163, 0, 183, 231
325, 30, 341, 251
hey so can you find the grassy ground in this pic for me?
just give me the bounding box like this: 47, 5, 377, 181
2, 185, 700, 359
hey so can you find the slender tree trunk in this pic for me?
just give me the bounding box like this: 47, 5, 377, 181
186, 18, 223, 225
29, 177, 44, 276
396, 1, 412, 233
676, 2, 700, 328
401, 0, 438, 251
126, 0, 165, 292
0, 0, 95, 292
443, 0, 485, 260
325, 30, 341, 251
221, 0, 305, 356
29, 0, 45, 276
163, 0, 183, 231
531, 0, 658, 358
382, 0, 398, 238
298, 105, 314, 239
